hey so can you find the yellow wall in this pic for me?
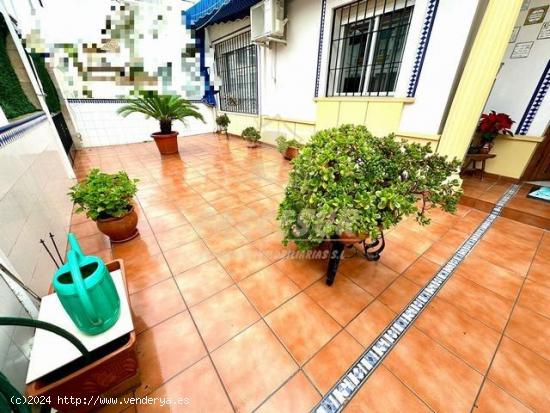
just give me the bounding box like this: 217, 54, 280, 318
220, 111, 315, 146
314, 97, 413, 137
221, 99, 540, 180
484, 135, 541, 178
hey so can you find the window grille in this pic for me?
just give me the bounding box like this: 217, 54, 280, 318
215, 31, 258, 114
326, 0, 414, 97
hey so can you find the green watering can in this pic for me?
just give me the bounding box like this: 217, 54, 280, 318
53, 233, 120, 335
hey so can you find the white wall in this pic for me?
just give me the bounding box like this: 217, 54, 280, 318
0, 2, 74, 392
484, 0, 550, 136
261, 0, 321, 122
206, 0, 322, 124
398, 0, 481, 135
67, 101, 215, 147
206, 0, 481, 139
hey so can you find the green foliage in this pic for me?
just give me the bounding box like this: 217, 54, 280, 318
276, 135, 303, 154
216, 113, 230, 129
30, 53, 61, 114
68, 169, 139, 221
278, 124, 462, 251
117, 92, 204, 133
0, 16, 38, 119
242, 126, 261, 142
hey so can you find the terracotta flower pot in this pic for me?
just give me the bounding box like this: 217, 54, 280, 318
284, 146, 299, 160
338, 231, 368, 245
96, 206, 139, 243
151, 131, 179, 155
479, 141, 493, 154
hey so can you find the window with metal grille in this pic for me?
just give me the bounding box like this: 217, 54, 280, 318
215, 31, 258, 114
326, 0, 414, 97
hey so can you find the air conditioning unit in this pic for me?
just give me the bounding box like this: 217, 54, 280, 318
251, 0, 286, 44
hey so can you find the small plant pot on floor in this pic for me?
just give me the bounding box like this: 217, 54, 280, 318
96, 207, 139, 243
284, 146, 299, 160
151, 132, 179, 155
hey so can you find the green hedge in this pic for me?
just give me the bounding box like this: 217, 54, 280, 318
31, 53, 61, 114
0, 15, 37, 119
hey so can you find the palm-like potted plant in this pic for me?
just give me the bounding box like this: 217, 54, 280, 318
69, 169, 139, 242
117, 92, 204, 155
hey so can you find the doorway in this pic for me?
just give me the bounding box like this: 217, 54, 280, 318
522, 126, 550, 181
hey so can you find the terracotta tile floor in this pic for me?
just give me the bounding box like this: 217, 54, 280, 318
69, 135, 549, 412
460, 175, 550, 229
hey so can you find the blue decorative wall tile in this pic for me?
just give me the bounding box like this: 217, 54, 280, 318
406, 0, 439, 98
516, 59, 550, 135
315, 0, 328, 98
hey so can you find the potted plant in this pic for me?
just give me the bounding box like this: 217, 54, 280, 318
276, 135, 304, 160
476, 111, 514, 154
117, 92, 204, 155
216, 113, 230, 135
242, 126, 261, 148
277, 124, 462, 251
69, 169, 139, 243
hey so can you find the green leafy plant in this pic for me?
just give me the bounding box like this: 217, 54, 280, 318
68, 169, 139, 221
278, 124, 462, 251
0, 15, 38, 119
242, 127, 261, 143
31, 53, 61, 114
216, 113, 230, 132
117, 92, 204, 134
276, 135, 304, 154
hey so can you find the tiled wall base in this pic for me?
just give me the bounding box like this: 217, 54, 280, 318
313, 184, 521, 413
67, 100, 215, 148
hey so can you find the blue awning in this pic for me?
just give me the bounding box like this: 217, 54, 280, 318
185, 0, 260, 29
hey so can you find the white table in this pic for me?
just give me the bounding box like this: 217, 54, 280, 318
26, 270, 133, 384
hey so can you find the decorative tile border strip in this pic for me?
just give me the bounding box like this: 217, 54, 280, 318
515, 59, 550, 135
0, 112, 47, 149
314, 0, 328, 98
406, 0, 439, 98
312, 184, 521, 413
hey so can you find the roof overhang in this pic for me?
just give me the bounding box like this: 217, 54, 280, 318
185, 0, 261, 29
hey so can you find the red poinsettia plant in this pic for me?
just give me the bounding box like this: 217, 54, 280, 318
478, 111, 514, 142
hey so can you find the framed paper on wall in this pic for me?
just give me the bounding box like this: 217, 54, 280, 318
511, 41, 534, 59
524, 5, 549, 25
510, 26, 521, 43
538, 21, 550, 39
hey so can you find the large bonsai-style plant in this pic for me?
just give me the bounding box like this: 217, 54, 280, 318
117, 92, 204, 155
277, 125, 462, 251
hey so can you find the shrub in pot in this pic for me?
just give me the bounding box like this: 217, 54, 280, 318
476, 111, 514, 154
242, 127, 261, 148
117, 92, 204, 155
216, 114, 230, 135
276, 135, 303, 160
69, 169, 139, 243
277, 124, 462, 251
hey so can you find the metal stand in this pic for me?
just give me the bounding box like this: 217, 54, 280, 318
326, 238, 345, 286
325, 232, 385, 286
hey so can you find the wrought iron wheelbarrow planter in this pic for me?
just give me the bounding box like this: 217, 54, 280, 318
325, 231, 386, 286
